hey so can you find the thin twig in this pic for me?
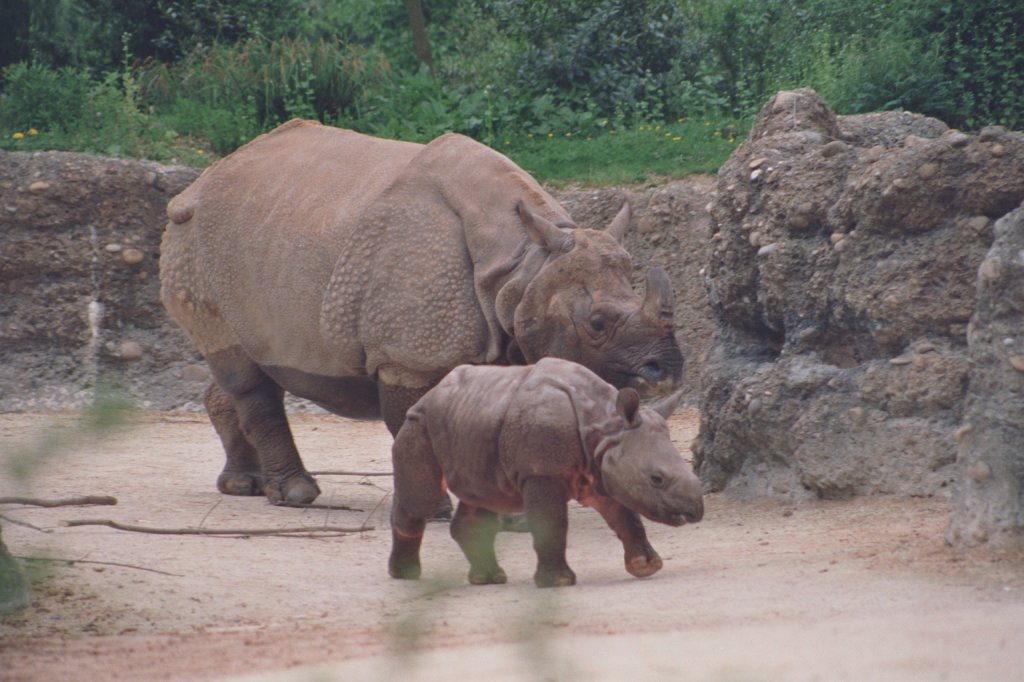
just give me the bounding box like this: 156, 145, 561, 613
0, 495, 117, 507
62, 518, 373, 536
308, 470, 393, 477
16, 555, 185, 577
363, 490, 392, 529
0, 513, 51, 533
276, 500, 362, 511
197, 497, 222, 529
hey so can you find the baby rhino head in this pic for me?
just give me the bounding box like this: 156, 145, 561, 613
598, 389, 704, 527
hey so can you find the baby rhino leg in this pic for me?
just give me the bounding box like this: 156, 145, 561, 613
588, 496, 662, 578
451, 503, 506, 585
522, 477, 575, 588
389, 415, 445, 580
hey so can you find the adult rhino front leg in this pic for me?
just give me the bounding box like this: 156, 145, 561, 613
206, 348, 320, 505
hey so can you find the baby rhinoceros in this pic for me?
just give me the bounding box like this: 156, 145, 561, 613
389, 358, 704, 588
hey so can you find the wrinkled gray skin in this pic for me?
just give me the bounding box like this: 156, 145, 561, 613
389, 358, 704, 587
160, 121, 684, 505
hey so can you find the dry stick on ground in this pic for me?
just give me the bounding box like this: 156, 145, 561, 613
62, 519, 373, 536
17, 555, 185, 578
275, 500, 362, 512
0, 513, 51, 533
0, 495, 117, 507
308, 470, 393, 477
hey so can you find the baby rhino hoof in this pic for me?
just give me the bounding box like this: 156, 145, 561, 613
265, 473, 321, 505
534, 566, 576, 588
626, 552, 663, 578
388, 556, 422, 580
468, 566, 507, 585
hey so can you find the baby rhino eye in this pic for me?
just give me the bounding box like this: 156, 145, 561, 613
589, 315, 606, 333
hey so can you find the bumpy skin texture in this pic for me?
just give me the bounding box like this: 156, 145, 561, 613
388, 358, 704, 587
159, 121, 683, 504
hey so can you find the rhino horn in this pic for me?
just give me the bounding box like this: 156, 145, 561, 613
642, 267, 674, 320
605, 199, 632, 243
649, 390, 684, 420
616, 388, 641, 427
518, 201, 574, 254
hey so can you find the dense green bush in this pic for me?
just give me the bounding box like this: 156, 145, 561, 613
0, 62, 92, 132
2, 0, 1022, 177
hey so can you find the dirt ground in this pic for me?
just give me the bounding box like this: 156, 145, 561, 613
1, 409, 1023, 682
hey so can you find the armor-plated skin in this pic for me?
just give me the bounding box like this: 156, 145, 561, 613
160, 120, 684, 504
389, 358, 703, 587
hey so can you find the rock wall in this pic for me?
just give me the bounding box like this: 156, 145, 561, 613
0, 151, 206, 411
694, 89, 1024, 512
946, 206, 1024, 548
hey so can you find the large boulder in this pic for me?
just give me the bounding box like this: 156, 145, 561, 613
694, 88, 1024, 501
946, 206, 1024, 548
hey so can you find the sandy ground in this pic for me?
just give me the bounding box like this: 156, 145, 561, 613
1, 409, 1023, 682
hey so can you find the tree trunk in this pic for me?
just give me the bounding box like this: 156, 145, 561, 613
406, 0, 434, 72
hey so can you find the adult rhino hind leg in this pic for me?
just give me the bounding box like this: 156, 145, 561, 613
380, 382, 453, 520
205, 382, 264, 496
451, 502, 507, 585
206, 348, 320, 505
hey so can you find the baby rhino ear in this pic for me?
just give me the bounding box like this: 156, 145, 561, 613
616, 388, 641, 427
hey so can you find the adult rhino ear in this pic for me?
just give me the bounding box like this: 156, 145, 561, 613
605, 198, 632, 243
642, 267, 674, 320
518, 201, 574, 254
616, 388, 641, 427
650, 390, 684, 420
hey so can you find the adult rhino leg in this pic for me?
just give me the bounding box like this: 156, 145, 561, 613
587, 496, 662, 578
380, 381, 453, 520
206, 347, 320, 505
389, 413, 445, 580
205, 382, 263, 496
522, 477, 576, 588
451, 503, 507, 585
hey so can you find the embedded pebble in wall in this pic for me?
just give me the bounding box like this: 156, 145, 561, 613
119, 341, 144, 360
121, 248, 145, 266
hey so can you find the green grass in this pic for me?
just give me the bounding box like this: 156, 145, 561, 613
3, 114, 745, 184
502, 118, 744, 186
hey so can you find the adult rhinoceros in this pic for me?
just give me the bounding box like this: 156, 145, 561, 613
159, 120, 683, 505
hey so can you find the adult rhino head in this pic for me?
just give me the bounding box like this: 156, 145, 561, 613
505, 201, 683, 397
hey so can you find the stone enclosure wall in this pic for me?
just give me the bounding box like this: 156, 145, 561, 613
1, 92, 1021, 547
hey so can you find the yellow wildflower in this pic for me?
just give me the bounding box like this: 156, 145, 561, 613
12, 132, 24, 140
564, 132, 572, 137
196, 149, 205, 155
27, 128, 38, 136
672, 136, 682, 142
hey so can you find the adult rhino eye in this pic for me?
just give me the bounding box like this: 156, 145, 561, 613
589, 315, 606, 333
